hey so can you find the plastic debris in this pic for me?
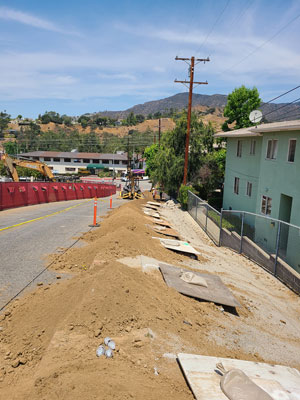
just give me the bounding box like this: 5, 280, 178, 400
108, 340, 116, 350
105, 348, 113, 358
96, 345, 105, 357
104, 337, 111, 346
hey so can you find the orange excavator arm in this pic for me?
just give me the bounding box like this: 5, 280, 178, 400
2, 154, 56, 182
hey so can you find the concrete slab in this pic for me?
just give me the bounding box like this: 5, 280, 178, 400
177, 353, 300, 400
159, 263, 241, 308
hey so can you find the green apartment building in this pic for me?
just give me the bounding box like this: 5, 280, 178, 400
215, 120, 300, 272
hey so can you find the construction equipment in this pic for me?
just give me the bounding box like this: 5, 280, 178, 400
120, 168, 143, 199
2, 154, 56, 182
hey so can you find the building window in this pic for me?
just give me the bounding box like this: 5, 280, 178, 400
82, 159, 90, 163
53, 157, 60, 162
246, 182, 252, 197
73, 159, 82, 163
234, 177, 239, 194
102, 159, 109, 164
250, 140, 256, 155
64, 158, 71, 162
266, 139, 278, 160
261, 195, 272, 215
92, 159, 100, 163
122, 160, 127, 165
44, 157, 51, 161
237, 140, 242, 157
65, 167, 76, 172
287, 139, 296, 162
114, 160, 120, 164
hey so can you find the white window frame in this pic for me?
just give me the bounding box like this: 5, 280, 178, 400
250, 139, 256, 155
266, 139, 278, 160
234, 177, 239, 194
246, 181, 252, 197
237, 140, 242, 157
287, 138, 297, 163
261, 195, 272, 215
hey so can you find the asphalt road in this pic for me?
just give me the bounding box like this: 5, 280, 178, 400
0, 193, 127, 310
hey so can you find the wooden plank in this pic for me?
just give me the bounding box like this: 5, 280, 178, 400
159, 263, 241, 308
144, 204, 160, 210
147, 201, 161, 207
159, 238, 200, 255
152, 226, 181, 239
145, 216, 171, 227
177, 353, 300, 400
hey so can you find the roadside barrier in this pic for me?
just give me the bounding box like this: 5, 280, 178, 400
0, 182, 116, 211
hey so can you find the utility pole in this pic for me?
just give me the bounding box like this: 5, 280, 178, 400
175, 56, 209, 185
158, 118, 161, 147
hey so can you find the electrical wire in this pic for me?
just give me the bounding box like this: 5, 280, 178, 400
261, 85, 300, 107
208, 0, 254, 59
220, 10, 300, 74
194, 0, 231, 56
263, 97, 300, 118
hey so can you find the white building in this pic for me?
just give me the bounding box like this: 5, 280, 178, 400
20, 151, 128, 174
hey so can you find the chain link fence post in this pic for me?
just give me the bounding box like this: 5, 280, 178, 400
274, 221, 281, 276
205, 204, 208, 233
195, 196, 198, 221
219, 208, 223, 247
239, 212, 245, 254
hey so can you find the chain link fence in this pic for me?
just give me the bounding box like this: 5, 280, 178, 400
187, 191, 221, 245
188, 191, 300, 294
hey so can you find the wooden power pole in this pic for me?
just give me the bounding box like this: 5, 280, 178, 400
158, 118, 161, 147
175, 56, 209, 185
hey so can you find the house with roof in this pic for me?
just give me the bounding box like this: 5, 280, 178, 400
19, 151, 129, 174
215, 120, 300, 272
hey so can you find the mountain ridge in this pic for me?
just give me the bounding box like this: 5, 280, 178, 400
95, 92, 300, 122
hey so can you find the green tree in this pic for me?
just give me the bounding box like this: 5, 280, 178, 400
3, 141, 18, 155
192, 149, 226, 199
222, 85, 261, 131
0, 111, 11, 138
144, 111, 216, 197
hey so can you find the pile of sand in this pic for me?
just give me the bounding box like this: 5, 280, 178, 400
0, 196, 297, 398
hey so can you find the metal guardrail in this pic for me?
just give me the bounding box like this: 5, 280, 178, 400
187, 191, 300, 294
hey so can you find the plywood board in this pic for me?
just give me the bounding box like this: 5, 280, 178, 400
177, 353, 300, 400
159, 238, 200, 255
153, 226, 181, 239
159, 263, 241, 308
142, 209, 161, 218
144, 204, 160, 211
145, 216, 171, 227
147, 201, 161, 207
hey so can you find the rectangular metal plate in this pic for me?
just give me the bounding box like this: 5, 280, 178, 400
159, 263, 241, 308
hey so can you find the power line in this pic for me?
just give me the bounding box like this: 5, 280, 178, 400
195, 0, 231, 56
208, 0, 254, 59
263, 97, 300, 118
220, 10, 300, 74
261, 85, 300, 107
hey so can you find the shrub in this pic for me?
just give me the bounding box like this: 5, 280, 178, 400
178, 184, 197, 211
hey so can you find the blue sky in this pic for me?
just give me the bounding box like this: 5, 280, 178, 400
0, 0, 300, 118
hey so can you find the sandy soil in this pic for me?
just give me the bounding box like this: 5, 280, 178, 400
0, 194, 299, 399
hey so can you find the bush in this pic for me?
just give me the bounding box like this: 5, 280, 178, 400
178, 184, 197, 211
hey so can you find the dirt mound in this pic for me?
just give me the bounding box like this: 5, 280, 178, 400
49, 198, 206, 273
0, 197, 257, 399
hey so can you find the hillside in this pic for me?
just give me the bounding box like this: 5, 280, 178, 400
95, 92, 300, 123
